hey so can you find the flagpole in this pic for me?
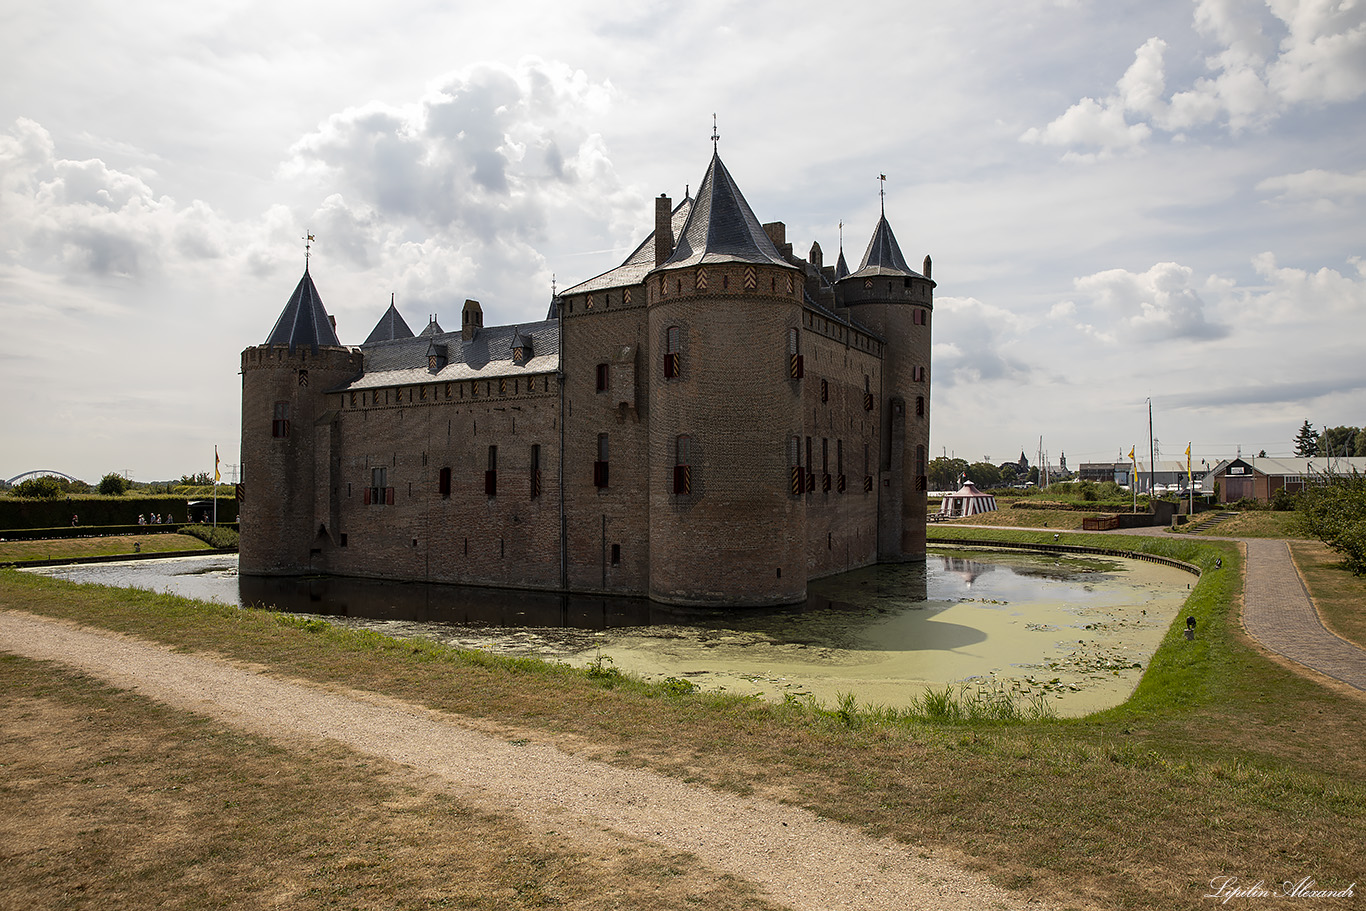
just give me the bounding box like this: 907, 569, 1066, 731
213, 445, 219, 529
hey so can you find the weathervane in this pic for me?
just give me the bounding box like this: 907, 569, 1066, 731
711, 114, 719, 153
303, 231, 316, 266
878, 174, 886, 215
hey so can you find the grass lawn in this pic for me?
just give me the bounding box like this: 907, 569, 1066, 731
1195, 510, 1306, 538
1291, 540, 1366, 650
931, 508, 1091, 529
1, 529, 1363, 910
0, 533, 213, 563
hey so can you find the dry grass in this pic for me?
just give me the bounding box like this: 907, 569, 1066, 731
0, 534, 211, 564
0, 653, 777, 911
1, 530, 1363, 910
1291, 540, 1366, 649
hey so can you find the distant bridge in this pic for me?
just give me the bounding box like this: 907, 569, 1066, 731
6, 470, 84, 486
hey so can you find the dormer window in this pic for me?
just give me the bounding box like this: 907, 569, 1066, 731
426, 342, 447, 373
510, 328, 533, 365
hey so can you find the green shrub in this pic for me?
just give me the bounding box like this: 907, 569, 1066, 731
1299, 470, 1366, 575
97, 473, 130, 496
178, 524, 239, 549
12, 477, 63, 499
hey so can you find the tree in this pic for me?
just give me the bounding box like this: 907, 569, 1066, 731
928, 457, 968, 491
97, 472, 130, 496
13, 476, 63, 499
967, 462, 1002, 489
1293, 420, 1319, 457
1318, 425, 1362, 458
1299, 470, 1366, 575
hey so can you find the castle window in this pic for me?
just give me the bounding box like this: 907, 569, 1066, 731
822, 438, 831, 492
367, 467, 391, 506
611, 543, 621, 565
485, 446, 498, 497
820, 379, 828, 403
916, 395, 925, 417
594, 434, 610, 488
530, 444, 542, 499
438, 466, 451, 498
788, 327, 803, 378
664, 326, 681, 378
596, 362, 610, 392
272, 402, 290, 438
673, 434, 692, 496
789, 435, 802, 496
916, 445, 927, 491
837, 440, 846, 493
805, 437, 814, 492
914, 308, 927, 326
913, 365, 926, 382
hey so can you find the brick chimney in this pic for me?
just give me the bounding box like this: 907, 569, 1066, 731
654, 194, 674, 266
462, 299, 482, 341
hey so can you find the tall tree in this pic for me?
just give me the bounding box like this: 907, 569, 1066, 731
1293, 420, 1319, 457
1319, 426, 1362, 458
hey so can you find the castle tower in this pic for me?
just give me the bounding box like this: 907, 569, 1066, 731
646, 151, 807, 605
837, 213, 934, 560
240, 265, 361, 574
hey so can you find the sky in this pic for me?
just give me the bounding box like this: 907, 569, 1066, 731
1, 0, 1363, 483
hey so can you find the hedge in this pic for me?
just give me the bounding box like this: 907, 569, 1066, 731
0, 495, 239, 530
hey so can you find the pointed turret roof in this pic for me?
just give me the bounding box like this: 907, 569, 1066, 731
659, 152, 793, 271
364, 300, 415, 345
834, 247, 850, 280
419, 315, 444, 337
266, 266, 341, 350
846, 214, 923, 280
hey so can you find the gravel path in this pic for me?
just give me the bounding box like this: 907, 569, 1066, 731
0, 610, 1052, 911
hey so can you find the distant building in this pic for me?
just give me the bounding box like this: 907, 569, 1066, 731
1208, 456, 1366, 503
239, 149, 935, 607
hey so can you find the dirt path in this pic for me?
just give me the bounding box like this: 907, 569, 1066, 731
0, 610, 1052, 911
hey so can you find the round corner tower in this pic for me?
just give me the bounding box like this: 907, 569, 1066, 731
837, 215, 934, 561
645, 153, 808, 606
240, 267, 362, 575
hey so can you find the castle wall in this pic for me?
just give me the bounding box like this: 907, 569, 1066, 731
797, 313, 883, 579
318, 375, 563, 588
239, 344, 362, 575
645, 263, 808, 606
559, 284, 652, 595
838, 275, 933, 561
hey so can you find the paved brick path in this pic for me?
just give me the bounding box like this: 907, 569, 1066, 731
1240, 538, 1366, 691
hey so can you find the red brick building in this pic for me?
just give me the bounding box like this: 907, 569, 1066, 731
240, 151, 934, 606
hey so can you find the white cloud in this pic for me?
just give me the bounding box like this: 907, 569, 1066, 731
932, 296, 1032, 387
1024, 0, 1366, 154
1071, 262, 1228, 341
1256, 167, 1366, 210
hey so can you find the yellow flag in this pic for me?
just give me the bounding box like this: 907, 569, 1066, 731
1128, 447, 1135, 461
214, 446, 221, 483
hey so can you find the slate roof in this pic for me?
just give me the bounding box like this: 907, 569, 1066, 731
338, 319, 560, 390
363, 301, 415, 344
266, 266, 342, 350
561, 196, 694, 295
845, 214, 924, 280
834, 248, 850, 280
418, 315, 444, 337
659, 152, 795, 271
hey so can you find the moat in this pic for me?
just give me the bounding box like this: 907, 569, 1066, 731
29, 547, 1195, 716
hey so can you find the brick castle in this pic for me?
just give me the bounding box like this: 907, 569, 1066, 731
239, 149, 933, 606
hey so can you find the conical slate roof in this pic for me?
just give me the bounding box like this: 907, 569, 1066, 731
660, 152, 793, 271
847, 214, 922, 279
266, 266, 341, 350
364, 301, 415, 345
834, 247, 850, 280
